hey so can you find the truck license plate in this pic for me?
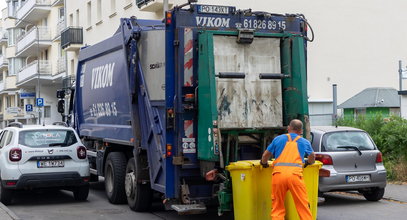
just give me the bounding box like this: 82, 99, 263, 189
37, 160, 64, 168
346, 175, 370, 183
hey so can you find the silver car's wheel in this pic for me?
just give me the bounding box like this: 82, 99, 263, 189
362, 188, 385, 201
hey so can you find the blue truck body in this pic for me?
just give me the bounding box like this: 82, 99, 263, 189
71, 3, 310, 214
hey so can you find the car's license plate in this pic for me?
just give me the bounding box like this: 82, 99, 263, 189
37, 160, 64, 168
346, 175, 370, 183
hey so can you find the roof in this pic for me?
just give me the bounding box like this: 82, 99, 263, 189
338, 87, 400, 109
311, 126, 363, 133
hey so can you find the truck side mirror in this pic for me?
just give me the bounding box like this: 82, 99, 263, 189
58, 100, 65, 113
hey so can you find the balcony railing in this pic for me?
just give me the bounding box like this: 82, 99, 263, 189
0, 56, 8, 68
16, 0, 52, 21
57, 56, 66, 73
16, 26, 51, 54
136, 0, 154, 8
17, 60, 51, 83
55, 19, 66, 38
61, 27, 83, 50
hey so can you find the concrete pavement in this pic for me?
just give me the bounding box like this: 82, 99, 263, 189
384, 183, 407, 202
0, 202, 19, 220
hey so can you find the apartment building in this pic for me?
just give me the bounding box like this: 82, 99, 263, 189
0, 0, 66, 127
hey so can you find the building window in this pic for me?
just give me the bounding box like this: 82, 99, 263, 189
8, 58, 23, 76
87, 1, 92, 27
59, 7, 65, 20
69, 13, 73, 26
111, 0, 116, 13
44, 106, 51, 118
6, 96, 11, 108
97, 0, 102, 21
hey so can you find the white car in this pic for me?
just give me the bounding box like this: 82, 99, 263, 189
0, 122, 90, 205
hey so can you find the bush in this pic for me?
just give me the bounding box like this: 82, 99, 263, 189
337, 115, 407, 181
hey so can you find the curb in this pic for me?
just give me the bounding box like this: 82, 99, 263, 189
0, 203, 20, 220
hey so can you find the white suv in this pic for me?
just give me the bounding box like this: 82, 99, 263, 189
0, 122, 90, 205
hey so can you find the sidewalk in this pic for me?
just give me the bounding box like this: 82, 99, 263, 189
384, 183, 407, 202
0, 203, 19, 220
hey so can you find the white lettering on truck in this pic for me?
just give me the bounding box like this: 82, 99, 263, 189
196, 17, 230, 28
91, 63, 115, 90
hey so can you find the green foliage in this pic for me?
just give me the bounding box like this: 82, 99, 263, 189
337, 115, 407, 181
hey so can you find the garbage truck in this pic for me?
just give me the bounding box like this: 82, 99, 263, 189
63, 2, 313, 215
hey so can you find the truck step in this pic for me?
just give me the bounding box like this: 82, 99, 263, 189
170, 204, 207, 215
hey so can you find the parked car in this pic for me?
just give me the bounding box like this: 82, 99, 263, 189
311, 126, 387, 201
0, 122, 90, 205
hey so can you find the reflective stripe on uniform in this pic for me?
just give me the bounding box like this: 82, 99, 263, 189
274, 162, 302, 168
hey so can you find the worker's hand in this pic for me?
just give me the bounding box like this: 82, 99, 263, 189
260, 160, 269, 168
303, 158, 314, 168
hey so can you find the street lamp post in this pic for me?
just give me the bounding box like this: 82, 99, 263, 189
9, 16, 42, 125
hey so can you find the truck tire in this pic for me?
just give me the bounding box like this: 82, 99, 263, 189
73, 185, 89, 201
0, 180, 13, 205
125, 157, 153, 211
104, 152, 127, 204
362, 188, 385, 201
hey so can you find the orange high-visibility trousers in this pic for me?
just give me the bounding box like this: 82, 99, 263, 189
271, 135, 312, 220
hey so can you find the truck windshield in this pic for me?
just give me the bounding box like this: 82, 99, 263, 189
18, 130, 78, 148
322, 131, 375, 152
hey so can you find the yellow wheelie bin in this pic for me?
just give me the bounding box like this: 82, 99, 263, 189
226, 160, 322, 220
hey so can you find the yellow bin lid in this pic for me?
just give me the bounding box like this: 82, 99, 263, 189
226, 160, 272, 171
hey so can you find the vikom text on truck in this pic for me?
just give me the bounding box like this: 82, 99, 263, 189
61, 2, 313, 215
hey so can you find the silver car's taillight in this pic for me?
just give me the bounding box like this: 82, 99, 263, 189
376, 152, 383, 163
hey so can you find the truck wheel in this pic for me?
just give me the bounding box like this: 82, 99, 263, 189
0, 180, 13, 205
104, 152, 127, 204
362, 188, 385, 201
74, 185, 89, 201
125, 157, 152, 211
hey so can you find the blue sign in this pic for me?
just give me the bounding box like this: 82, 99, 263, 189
25, 104, 33, 112
20, 92, 36, 99
36, 98, 44, 107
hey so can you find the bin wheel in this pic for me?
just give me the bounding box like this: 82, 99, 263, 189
104, 152, 127, 204
125, 157, 153, 211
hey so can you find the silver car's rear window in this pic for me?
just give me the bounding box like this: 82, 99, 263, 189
18, 129, 78, 148
322, 131, 375, 151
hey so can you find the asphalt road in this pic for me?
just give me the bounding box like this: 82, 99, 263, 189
5, 182, 407, 220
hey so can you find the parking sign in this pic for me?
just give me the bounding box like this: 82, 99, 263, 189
36, 98, 44, 107
25, 104, 33, 112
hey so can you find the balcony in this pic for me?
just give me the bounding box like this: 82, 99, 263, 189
17, 60, 51, 86
57, 55, 66, 74
54, 19, 66, 40
0, 81, 4, 92
16, 26, 52, 57
16, 0, 52, 27
137, 0, 174, 12
61, 27, 83, 51
52, 0, 64, 6
0, 31, 8, 45
0, 55, 8, 70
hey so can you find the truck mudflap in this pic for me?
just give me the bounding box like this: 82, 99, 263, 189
170, 204, 207, 215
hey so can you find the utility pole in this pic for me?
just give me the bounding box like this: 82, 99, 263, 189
332, 84, 337, 125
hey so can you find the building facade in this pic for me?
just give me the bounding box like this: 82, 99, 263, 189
0, 0, 66, 127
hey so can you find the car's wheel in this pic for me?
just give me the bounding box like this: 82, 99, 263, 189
125, 157, 152, 211
104, 152, 127, 204
362, 188, 385, 201
73, 185, 89, 201
0, 180, 13, 205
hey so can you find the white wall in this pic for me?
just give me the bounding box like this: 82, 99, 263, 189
41, 84, 61, 124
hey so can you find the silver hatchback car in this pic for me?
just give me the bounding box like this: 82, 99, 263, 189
311, 126, 387, 201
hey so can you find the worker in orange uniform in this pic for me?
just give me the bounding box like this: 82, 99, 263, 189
260, 119, 315, 220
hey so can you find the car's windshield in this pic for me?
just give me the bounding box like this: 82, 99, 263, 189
18, 129, 78, 148
322, 131, 375, 152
